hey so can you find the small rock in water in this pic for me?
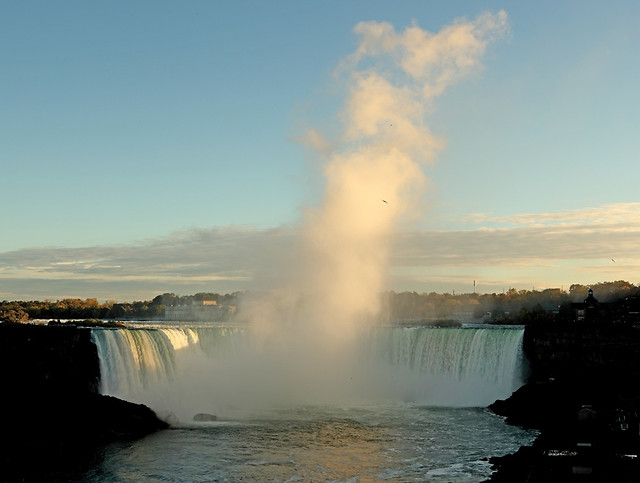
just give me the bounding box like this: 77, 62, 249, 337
193, 413, 217, 422
160, 411, 180, 426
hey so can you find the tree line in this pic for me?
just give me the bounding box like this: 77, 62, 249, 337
1, 281, 637, 325
0, 292, 240, 323
382, 280, 638, 324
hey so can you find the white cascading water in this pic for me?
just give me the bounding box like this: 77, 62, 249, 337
364, 326, 525, 406
91, 325, 525, 423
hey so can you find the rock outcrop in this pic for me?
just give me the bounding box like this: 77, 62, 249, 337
486, 322, 640, 482
0, 323, 167, 482
193, 412, 218, 422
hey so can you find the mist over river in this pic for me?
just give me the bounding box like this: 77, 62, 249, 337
79, 323, 536, 482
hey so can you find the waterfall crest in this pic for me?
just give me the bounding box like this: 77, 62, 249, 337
369, 326, 524, 386
92, 325, 525, 421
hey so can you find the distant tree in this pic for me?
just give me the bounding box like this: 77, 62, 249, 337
193, 292, 220, 302
0, 307, 29, 323
436, 298, 463, 318
154, 293, 180, 307
147, 304, 166, 318
132, 301, 149, 317
110, 303, 128, 318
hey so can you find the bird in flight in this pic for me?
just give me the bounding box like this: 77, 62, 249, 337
612, 259, 616, 263
382, 199, 388, 204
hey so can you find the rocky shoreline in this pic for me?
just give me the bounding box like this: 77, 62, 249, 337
485, 322, 640, 482
0, 323, 167, 482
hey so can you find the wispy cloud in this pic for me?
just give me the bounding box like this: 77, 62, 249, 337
0, 203, 637, 301
391, 202, 640, 292
0, 226, 294, 300
459, 202, 640, 228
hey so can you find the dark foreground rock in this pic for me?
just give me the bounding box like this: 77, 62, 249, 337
486, 322, 640, 482
3, 393, 168, 482
0, 323, 167, 482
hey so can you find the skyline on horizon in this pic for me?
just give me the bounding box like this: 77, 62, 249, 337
1, 1, 638, 302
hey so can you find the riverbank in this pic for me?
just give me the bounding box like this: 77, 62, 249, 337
486, 322, 640, 481
0, 323, 167, 482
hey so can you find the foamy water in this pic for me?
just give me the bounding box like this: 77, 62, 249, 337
80, 404, 536, 482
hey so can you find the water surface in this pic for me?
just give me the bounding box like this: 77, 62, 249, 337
82, 404, 536, 482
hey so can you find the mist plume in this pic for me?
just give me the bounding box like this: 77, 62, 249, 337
230, 12, 508, 409
260, 12, 507, 327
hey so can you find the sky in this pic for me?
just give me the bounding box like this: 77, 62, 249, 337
1, 0, 638, 302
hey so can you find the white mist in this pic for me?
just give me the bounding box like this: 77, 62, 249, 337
234, 12, 509, 408
94, 12, 510, 421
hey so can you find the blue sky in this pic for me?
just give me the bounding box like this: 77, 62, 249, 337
1, 1, 638, 301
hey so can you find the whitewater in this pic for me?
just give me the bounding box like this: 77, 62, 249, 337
80, 323, 537, 482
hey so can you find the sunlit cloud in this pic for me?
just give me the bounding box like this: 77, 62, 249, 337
0, 226, 293, 300
1, 202, 637, 301
460, 202, 640, 228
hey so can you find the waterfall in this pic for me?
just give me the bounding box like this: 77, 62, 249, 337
364, 326, 526, 407
91, 325, 525, 421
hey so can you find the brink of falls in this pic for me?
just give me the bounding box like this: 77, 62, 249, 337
91, 326, 526, 423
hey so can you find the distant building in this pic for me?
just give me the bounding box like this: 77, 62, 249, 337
569, 288, 639, 324
164, 300, 235, 321
571, 288, 600, 322
622, 297, 640, 324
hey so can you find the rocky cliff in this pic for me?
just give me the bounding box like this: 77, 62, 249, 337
0, 323, 167, 482
487, 322, 640, 481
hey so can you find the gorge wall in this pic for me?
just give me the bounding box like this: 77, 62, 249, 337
488, 322, 640, 482
0, 323, 167, 482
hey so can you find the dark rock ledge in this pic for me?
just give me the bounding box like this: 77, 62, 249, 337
485, 323, 640, 482
0, 323, 167, 482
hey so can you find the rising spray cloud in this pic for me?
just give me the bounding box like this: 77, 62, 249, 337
94, 14, 510, 420
237, 12, 509, 407
262, 12, 508, 333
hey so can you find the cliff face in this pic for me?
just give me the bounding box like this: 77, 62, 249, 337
0, 323, 167, 482
523, 322, 640, 388
0, 323, 100, 397
487, 323, 640, 482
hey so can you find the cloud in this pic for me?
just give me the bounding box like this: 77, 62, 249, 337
1, 202, 637, 301
0, 226, 294, 300
389, 202, 640, 292
337, 12, 508, 163
347, 12, 509, 96
397, 202, 640, 265
459, 202, 640, 228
